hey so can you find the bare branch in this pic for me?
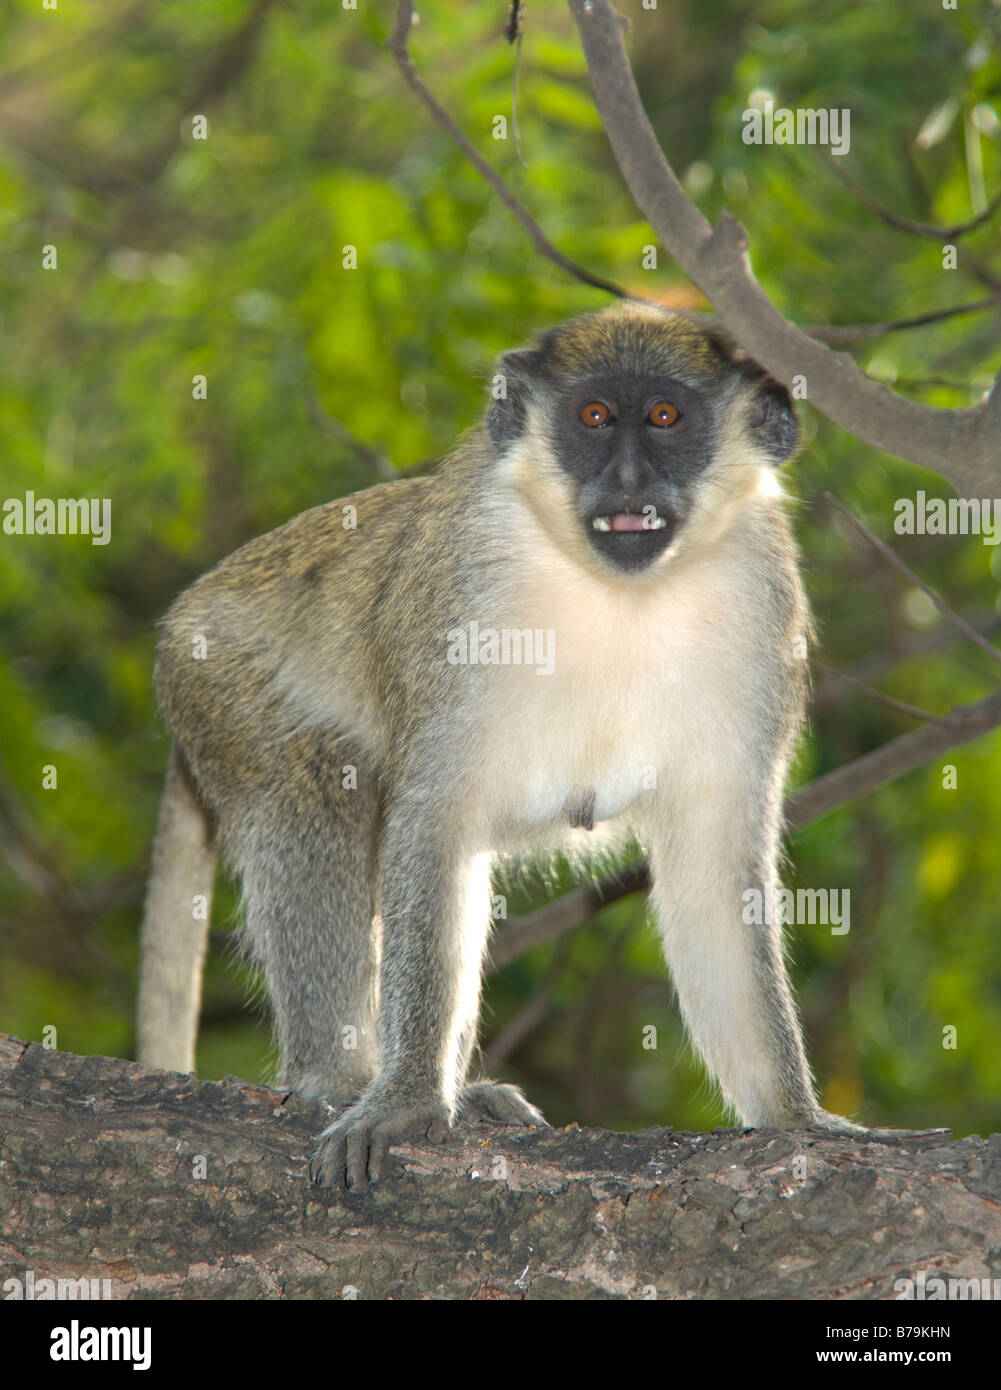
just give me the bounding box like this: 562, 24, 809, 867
480, 983, 553, 1066
823, 492, 1001, 670
810, 660, 947, 724
491, 687, 1001, 966
567, 0, 1001, 491
785, 688, 1001, 828
387, 2, 630, 299
487, 861, 647, 974
806, 296, 1000, 344
810, 612, 1001, 710
961, 251, 1001, 295
304, 384, 396, 481
830, 162, 1001, 241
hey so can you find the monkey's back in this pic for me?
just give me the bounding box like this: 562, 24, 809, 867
154, 475, 436, 816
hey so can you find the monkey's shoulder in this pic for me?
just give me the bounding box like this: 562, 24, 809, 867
175, 474, 438, 605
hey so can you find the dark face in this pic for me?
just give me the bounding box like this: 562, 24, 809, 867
487, 309, 798, 575
550, 368, 717, 571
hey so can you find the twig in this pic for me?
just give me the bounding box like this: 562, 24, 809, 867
304, 384, 396, 481
810, 660, 947, 723
566, 0, 1001, 491
962, 251, 1001, 295
810, 612, 1001, 709
486, 860, 647, 975
830, 162, 1001, 240
786, 688, 1001, 827
823, 492, 1001, 670
806, 296, 1000, 343
507, 0, 528, 170
489, 686, 1001, 967
480, 982, 553, 1067
387, 2, 629, 299
868, 376, 987, 394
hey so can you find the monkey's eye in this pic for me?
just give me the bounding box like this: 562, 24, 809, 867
647, 401, 680, 428
579, 401, 613, 428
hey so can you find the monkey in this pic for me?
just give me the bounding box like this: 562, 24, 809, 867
139, 301, 868, 1191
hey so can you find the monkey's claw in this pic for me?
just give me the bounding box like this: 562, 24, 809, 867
457, 1080, 549, 1128
310, 1098, 451, 1191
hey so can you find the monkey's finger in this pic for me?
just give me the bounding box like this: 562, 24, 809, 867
459, 1081, 550, 1128
345, 1128, 372, 1191
366, 1107, 449, 1180
310, 1127, 349, 1187
367, 1125, 395, 1183
426, 1113, 450, 1144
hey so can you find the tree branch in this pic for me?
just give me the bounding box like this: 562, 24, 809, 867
823, 492, 1001, 671
567, 0, 1001, 491
4, 1037, 990, 1303
810, 612, 1001, 710
830, 162, 1001, 241
785, 688, 1001, 828
387, 2, 629, 299
487, 861, 647, 974
806, 295, 1001, 343
810, 660, 947, 724
304, 383, 396, 481
491, 688, 1001, 967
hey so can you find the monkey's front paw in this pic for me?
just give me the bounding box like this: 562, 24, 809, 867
457, 1080, 550, 1128
309, 1097, 450, 1191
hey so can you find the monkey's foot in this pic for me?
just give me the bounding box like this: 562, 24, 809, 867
457, 1080, 549, 1128
801, 1110, 951, 1143
310, 1097, 450, 1191
291, 1072, 366, 1107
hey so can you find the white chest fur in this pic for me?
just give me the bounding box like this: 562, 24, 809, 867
476, 537, 762, 837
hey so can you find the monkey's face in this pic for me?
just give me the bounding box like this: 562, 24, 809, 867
553, 369, 712, 572
490, 305, 798, 577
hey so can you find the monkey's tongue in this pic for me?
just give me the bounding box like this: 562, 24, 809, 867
609, 513, 648, 532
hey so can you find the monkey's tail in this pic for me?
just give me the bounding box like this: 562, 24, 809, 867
137, 742, 217, 1073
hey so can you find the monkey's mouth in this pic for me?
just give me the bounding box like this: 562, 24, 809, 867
585, 509, 676, 571
590, 512, 669, 533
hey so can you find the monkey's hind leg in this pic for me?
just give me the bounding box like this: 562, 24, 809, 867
138, 743, 217, 1073
236, 738, 381, 1107
454, 1014, 549, 1128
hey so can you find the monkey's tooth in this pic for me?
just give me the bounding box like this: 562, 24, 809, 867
592, 516, 612, 531
609, 513, 648, 533
650, 516, 667, 530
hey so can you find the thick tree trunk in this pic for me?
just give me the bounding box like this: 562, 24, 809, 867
1, 1033, 998, 1301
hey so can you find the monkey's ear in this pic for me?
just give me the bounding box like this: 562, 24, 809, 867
700, 321, 798, 463
486, 348, 541, 446
748, 379, 798, 463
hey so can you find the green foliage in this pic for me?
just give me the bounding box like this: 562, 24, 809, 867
0, 0, 998, 1137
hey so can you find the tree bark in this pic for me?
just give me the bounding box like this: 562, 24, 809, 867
1, 1033, 998, 1301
